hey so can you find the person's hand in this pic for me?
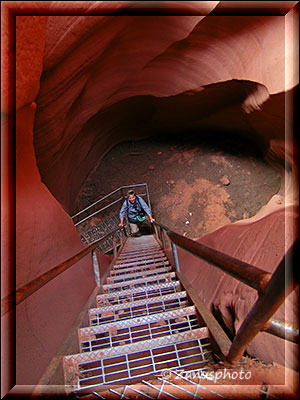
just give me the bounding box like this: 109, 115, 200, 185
150, 218, 155, 223
119, 222, 124, 227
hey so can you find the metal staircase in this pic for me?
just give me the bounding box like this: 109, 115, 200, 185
3, 181, 296, 399
63, 234, 213, 396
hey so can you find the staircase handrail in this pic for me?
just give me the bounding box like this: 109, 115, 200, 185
71, 183, 151, 226
153, 221, 272, 294
1, 227, 123, 317
153, 221, 298, 362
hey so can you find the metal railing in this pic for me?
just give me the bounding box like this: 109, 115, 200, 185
71, 183, 151, 227
153, 221, 298, 363
3, 180, 297, 368
1, 227, 127, 317
2, 184, 151, 316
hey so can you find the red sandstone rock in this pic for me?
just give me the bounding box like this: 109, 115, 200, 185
2, 2, 299, 394
177, 206, 299, 370
220, 175, 230, 186
16, 16, 48, 110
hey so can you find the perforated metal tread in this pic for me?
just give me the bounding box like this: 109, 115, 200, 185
113, 257, 169, 270
64, 328, 212, 393
115, 251, 166, 263
119, 246, 161, 254
63, 234, 214, 396
103, 272, 176, 293
89, 291, 189, 326
117, 249, 164, 260
106, 266, 173, 284
110, 261, 170, 277
79, 306, 199, 352
96, 280, 182, 307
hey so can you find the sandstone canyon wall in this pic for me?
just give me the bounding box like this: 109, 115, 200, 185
1, 4, 110, 394
177, 205, 299, 370
1, 0, 299, 395
33, 2, 298, 215
32, 0, 298, 373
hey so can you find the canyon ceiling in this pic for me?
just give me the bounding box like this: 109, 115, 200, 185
1, 1, 299, 392
31, 1, 299, 214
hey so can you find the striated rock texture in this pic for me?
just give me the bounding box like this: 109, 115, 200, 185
2, 1, 298, 390
2, 5, 109, 391
177, 205, 299, 370
32, 1, 298, 372
34, 3, 298, 215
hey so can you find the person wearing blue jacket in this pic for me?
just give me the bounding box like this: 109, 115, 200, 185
119, 189, 155, 236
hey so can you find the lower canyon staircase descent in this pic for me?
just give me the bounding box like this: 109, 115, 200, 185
63, 234, 214, 396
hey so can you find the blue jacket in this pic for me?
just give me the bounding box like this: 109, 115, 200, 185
119, 196, 151, 223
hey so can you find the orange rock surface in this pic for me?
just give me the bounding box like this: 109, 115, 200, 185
1, 1, 298, 395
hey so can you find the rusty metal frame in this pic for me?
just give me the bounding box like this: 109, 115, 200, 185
227, 243, 297, 363
78, 306, 198, 351
71, 183, 151, 227
96, 280, 181, 307
1, 226, 125, 316
63, 328, 212, 394
88, 291, 189, 326
102, 272, 177, 293
153, 221, 298, 362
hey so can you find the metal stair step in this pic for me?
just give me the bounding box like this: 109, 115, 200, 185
96, 281, 182, 307
103, 272, 176, 293
119, 246, 161, 256
62, 234, 217, 398
79, 306, 199, 352
88, 291, 189, 326
63, 327, 212, 394
119, 245, 162, 254
106, 266, 172, 284
124, 235, 158, 243
113, 256, 168, 269
117, 249, 164, 260
110, 261, 170, 277
121, 237, 160, 250
112, 260, 169, 272
115, 254, 167, 266
116, 251, 165, 264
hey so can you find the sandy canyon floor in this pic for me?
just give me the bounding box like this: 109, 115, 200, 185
76, 132, 281, 240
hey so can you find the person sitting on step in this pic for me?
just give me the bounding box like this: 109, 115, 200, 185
119, 189, 155, 237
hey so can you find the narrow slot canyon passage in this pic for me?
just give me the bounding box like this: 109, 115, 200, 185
4, 2, 298, 395
75, 131, 281, 240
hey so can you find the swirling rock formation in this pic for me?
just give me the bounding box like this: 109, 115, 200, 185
33, 4, 298, 214
2, 0, 298, 391
32, 2, 298, 373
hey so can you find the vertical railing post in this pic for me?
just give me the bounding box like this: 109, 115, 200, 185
171, 241, 181, 272
112, 233, 117, 258
154, 224, 162, 247
92, 250, 101, 286
154, 223, 158, 238
226, 245, 296, 363
145, 184, 151, 211
160, 227, 166, 249
120, 229, 124, 247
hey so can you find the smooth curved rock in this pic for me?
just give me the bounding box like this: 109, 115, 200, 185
178, 205, 299, 370
2, 2, 299, 390
2, 7, 111, 390
34, 7, 298, 214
